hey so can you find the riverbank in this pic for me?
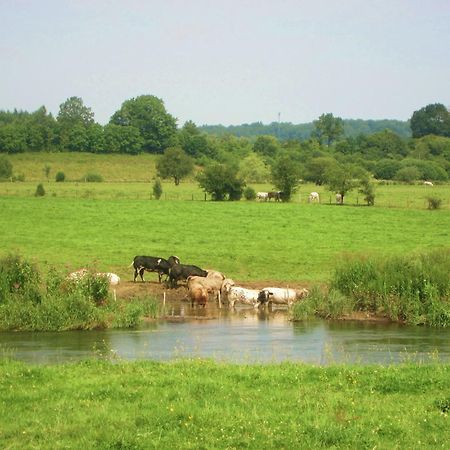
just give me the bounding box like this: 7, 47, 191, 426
1, 359, 449, 448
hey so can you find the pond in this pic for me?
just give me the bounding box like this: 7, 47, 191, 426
2, 303, 450, 365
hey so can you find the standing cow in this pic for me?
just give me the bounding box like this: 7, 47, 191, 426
131, 255, 180, 283
168, 263, 208, 288
308, 192, 320, 203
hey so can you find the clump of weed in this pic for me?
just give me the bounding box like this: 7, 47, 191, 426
427, 196, 442, 210
331, 249, 450, 326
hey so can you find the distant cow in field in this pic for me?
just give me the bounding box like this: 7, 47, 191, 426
335, 193, 343, 204
268, 191, 282, 202
67, 269, 120, 286
256, 192, 269, 201
131, 255, 180, 283
308, 192, 320, 203
423, 181, 434, 186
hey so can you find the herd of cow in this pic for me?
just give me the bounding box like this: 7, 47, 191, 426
131, 255, 309, 309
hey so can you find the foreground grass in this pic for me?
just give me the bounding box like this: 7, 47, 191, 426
0, 359, 449, 449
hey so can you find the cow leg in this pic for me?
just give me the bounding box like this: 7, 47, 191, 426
133, 268, 138, 282
139, 268, 145, 282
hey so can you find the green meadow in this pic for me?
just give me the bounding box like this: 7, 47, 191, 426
1, 195, 450, 283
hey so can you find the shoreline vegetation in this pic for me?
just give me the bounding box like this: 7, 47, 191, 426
1, 359, 450, 448
1, 249, 449, 331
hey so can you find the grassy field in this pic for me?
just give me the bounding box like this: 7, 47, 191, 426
1, 196, 449, 283
1, 359, 449, 449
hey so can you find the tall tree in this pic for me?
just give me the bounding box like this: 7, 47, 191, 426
312, 113, 344, 146
57, 97, 95, 128
156, 147, 194, 185
270, 152, 302, 201
178, 120, 209, 158
110, 95, 177, 153
324, 163, 367, 204
410, 103, 450, 138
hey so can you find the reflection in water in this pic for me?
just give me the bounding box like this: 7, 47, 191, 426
2, 303, 450, 365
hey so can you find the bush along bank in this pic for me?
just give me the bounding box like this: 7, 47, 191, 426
291, 249, 450, 326
0, 254, 160, 331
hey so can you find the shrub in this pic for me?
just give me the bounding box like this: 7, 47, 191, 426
243, 186, 256, 200
55, 171, 66, 182
0, 156, 13, 180
12, 174, 25, 182
427, 196, 442, 210
153, 178, 163, 199
35, 183, 45, 197
394, 166, 420, 183
84, 173, 103, 182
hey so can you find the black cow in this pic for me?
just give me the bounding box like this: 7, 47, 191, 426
132, 255, 180, 283
168, 263, 207, 288
268, 191, 282, 201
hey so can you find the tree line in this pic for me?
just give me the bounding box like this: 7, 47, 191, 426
1, 95, 450, 203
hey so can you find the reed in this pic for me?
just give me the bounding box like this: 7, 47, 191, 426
292, 249, 450, 326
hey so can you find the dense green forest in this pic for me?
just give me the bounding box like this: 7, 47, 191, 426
1, 95, 450, 201
200, 118, 411, 140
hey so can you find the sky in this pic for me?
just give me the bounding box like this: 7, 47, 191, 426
1, 0, 449, 126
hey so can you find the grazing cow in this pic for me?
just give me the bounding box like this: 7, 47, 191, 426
169, 263, 208, 287
268, 191, 282, 201
335, 193, 343, 204
308, 192, 320, 203
99, 272, 120, 286
67, 268, 88, 281
424, 181, 434, 186
221, 279, 265, 308
256, 192, 269, 201
258, 287, 309, 308
131, 255, 179, 283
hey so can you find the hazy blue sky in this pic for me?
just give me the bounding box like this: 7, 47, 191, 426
1, 0, 449, 126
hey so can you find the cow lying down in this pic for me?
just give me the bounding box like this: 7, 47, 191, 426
67, 269, 120, 286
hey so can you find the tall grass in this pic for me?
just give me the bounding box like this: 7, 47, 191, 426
0, 254, 160, 331
293, 249, 450, 326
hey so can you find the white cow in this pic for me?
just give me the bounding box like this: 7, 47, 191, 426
256, 192, 269, 201
423, 181, 434, 186
221, 279, 263, 308
308, 192, 320, 203
258, 287, 309, 308
67, 269, 120, 286
335, 193, 343, 204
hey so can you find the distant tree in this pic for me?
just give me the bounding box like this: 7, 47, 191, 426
0, 155, 13, 179
312, 113, 344, 146
303, 156, 337, 185
358, 130, 408, 159
110, 95, 177, 153
394, 166, 421, 183
238, 153, 270, 183
153, 178, 163, 199
197, 163, 245, 201
410, 103, 450, 138
373, 159, 402, 180
0, 123, 27, 153
178, 121, 210, 158
57, 96, 95, 128
156, 147, 194, 185
324, 163, 367, 204
103, 123, 143, 154
358, 177, 376, 206
270, 153, 302, 201
86, 123, 105, 153
253, 135, 281, 160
